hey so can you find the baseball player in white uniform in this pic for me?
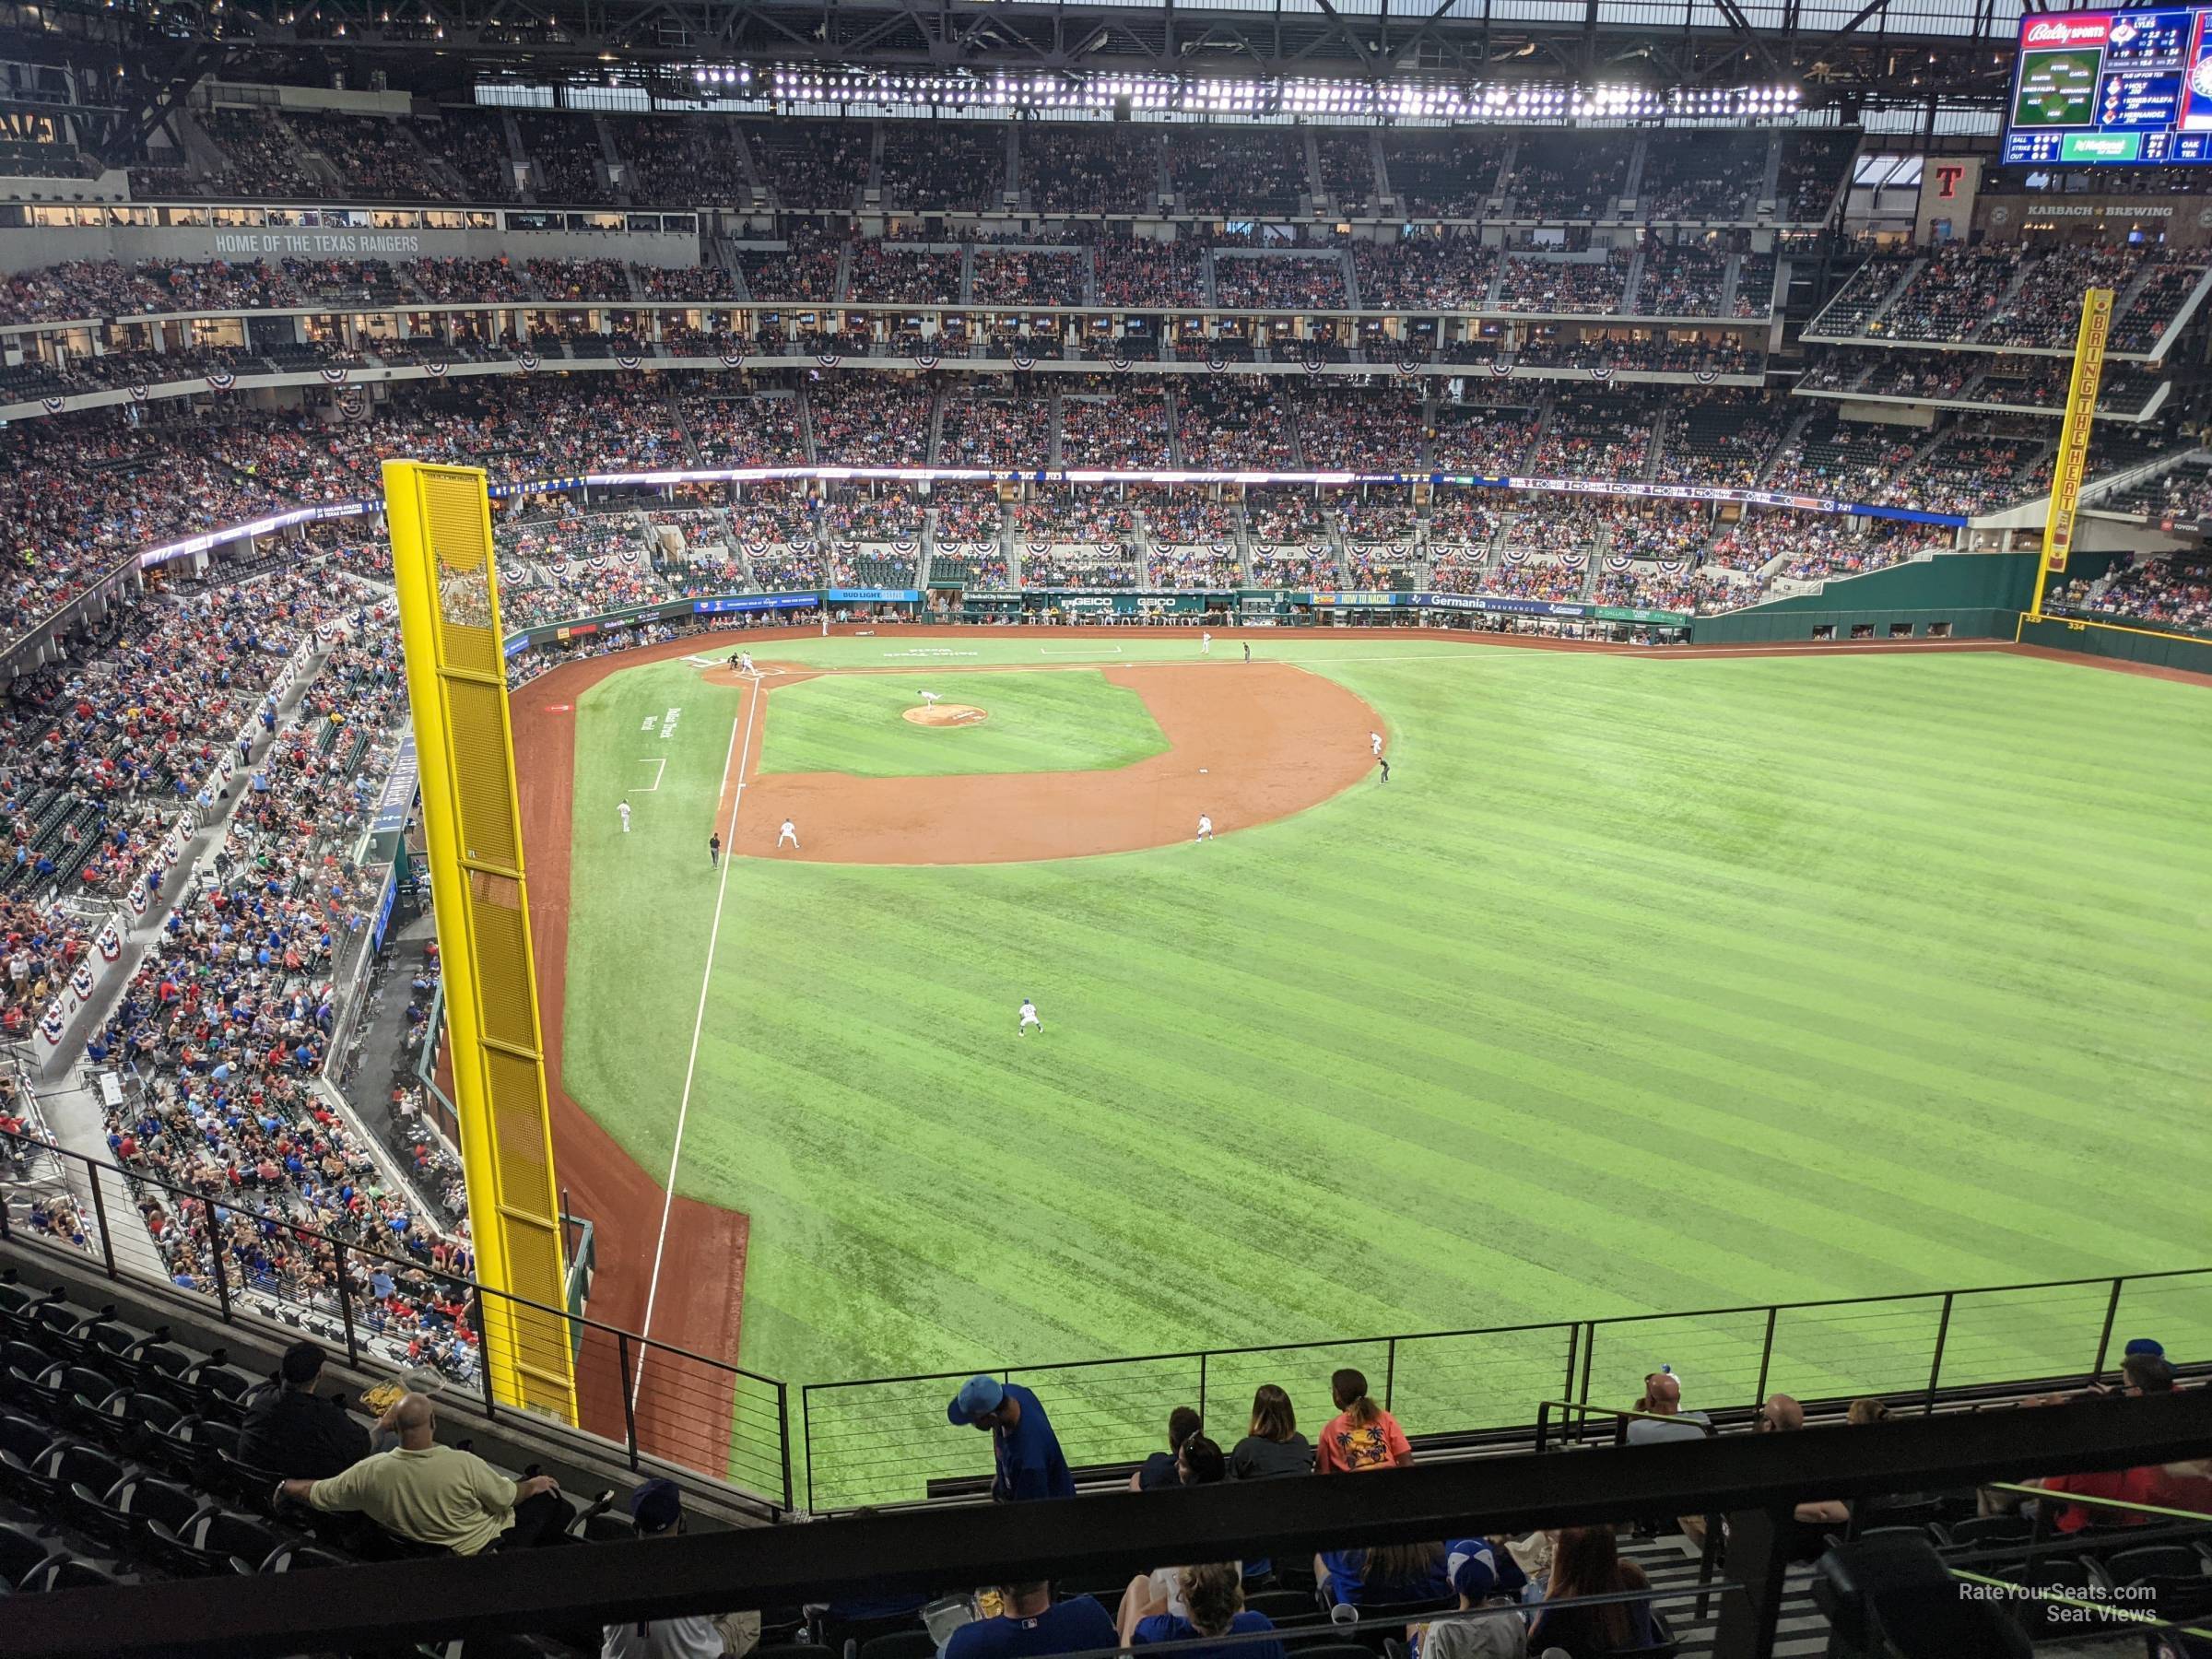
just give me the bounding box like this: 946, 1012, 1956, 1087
1201, 631, 1213, 656
1370, 731, 1383, 758
1196, 814, 1214, 842
1017, 997, 1041, 1035
738, 651, 757, 677
618, 799, 632, 833
777, 818, 799, 850
921, 690, 942, 707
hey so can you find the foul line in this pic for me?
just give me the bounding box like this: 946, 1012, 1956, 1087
637, 757, 667, 793
630, 674, 761, 1407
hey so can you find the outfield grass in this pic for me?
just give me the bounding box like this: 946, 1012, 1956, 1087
559, 637, 2212, 1503
757, 667, 1169, 778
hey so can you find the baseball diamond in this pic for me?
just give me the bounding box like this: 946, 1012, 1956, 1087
511, 627, 2212, 1489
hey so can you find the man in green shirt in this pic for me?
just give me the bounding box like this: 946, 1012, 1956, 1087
277, 1392, 568, 1554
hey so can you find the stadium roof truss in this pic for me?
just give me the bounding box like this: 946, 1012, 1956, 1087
18, 0, 2028, 135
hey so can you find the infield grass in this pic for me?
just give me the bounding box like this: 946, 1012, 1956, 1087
757, 667, 1169, 778
559, 636, 2212, 1504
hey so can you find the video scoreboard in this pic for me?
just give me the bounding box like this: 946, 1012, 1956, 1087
2004, 7, 2212, 164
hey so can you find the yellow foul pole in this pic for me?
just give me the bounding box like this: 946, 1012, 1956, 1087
383, 460, 579, 1422
2029, 286, 2114, 622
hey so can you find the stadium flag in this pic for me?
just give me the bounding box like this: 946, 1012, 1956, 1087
2031, 286, 2113, 618
383, 459, 580, 1425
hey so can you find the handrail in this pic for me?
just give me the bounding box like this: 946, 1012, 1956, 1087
6, 1390, 2208, 1659
1535, 1398, 1719, 1453
1982, 1478, 2212, 1526
0, 1124, 792, 1511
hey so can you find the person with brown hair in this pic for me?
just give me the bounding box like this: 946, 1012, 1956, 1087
1316, 1539, 1451, 1607
1130, 1406, 1205, 1491
1845, 1397, 1889, 1426
1229, 1385, 1313, 1482
1314, 1368, 1412, 1474
1524, 1527, 1654, 1658
1124, 1563, 1288, 1659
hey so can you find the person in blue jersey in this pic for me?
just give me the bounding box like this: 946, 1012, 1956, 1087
947, 1375, 1076, 1501
1124, 1563, 1288, 1659
1316, 1540, 1452, 1608
945, 1583, 1116, 1659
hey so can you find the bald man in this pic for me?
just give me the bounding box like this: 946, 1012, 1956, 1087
1624, 1371, 1710, 1446
1758, 1394, 1850, 1527
276, 1392, 568, 1554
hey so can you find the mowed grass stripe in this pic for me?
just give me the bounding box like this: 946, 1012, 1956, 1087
554, 644, 2212, 1499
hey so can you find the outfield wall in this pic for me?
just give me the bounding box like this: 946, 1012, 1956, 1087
2018, 614, 2212, 675
1689, 553, 2040, 644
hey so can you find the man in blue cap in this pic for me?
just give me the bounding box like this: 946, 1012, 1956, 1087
947, 1376, 1076, 1501
1411, 1541, 1530, 1659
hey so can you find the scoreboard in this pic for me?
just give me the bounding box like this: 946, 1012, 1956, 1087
2003, 7, 2212, 164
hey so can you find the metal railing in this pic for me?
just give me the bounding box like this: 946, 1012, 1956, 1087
0, 1126, 792, 1513
798, 1266, 2212, 1510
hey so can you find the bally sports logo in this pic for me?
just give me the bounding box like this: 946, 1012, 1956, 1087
2022, 15, 2111, 48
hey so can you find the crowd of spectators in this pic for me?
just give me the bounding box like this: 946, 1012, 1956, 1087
1093, 237, 1206, 308
76, 572, 477, 1371
1177, 382, 1299, 470
1504, 136, 1630, 218
878, 121, 1006, 212
1497, 252, 1631, 315
1169, 130, 1308, 216
1381, 132, 1505, 218
515, 112, 613, 205
1213, 254, 1347, 312
1637, 134, 1765, 220
807, 380, 935, 465
971, 250, 1088, 307
940, 391, 1049, 467
287, 112, 451, 203
1020, 125, 1161, 214
1350, 233, 1496, 311
745, 120, 871, 210
1636, 242, 1730, 316
683, 387, 808, 466
737, 226, 844, 302
848, 244, 963, 305
1060, 391, 1171, 469
1292, 391, 1424, 472
1527, 392, 1650, 477
2053, 555, 2212, 632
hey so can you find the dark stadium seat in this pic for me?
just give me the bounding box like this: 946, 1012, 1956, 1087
1938, 1513, 2037, 1550
0, 1522, 61, 1592
36, 1558, 120, 1593
754, 1641, 839, 1659
1250, 1589, 1318, 1619
258, 1540, 352, 1572
855, 1630, 936, 1659
112, 1474, 215, 1572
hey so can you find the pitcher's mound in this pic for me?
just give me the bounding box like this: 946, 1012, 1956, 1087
903, 702, 988, 727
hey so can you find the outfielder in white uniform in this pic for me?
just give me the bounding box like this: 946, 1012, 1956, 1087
618, 799, 632, 833
1017, 997, 1042, 1035
1201, 631, 1213, 655
1370, 731, 1383, 758
777, 818, 799, 850
1196, 814, 1214, 842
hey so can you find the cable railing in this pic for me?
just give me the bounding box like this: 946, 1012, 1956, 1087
0, 1125, 792, 1513
6, 1121, 2205, 1524
798, 1268, 2212, 1510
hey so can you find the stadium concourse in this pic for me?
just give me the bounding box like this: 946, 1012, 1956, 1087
0, 13, 2209, 1653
